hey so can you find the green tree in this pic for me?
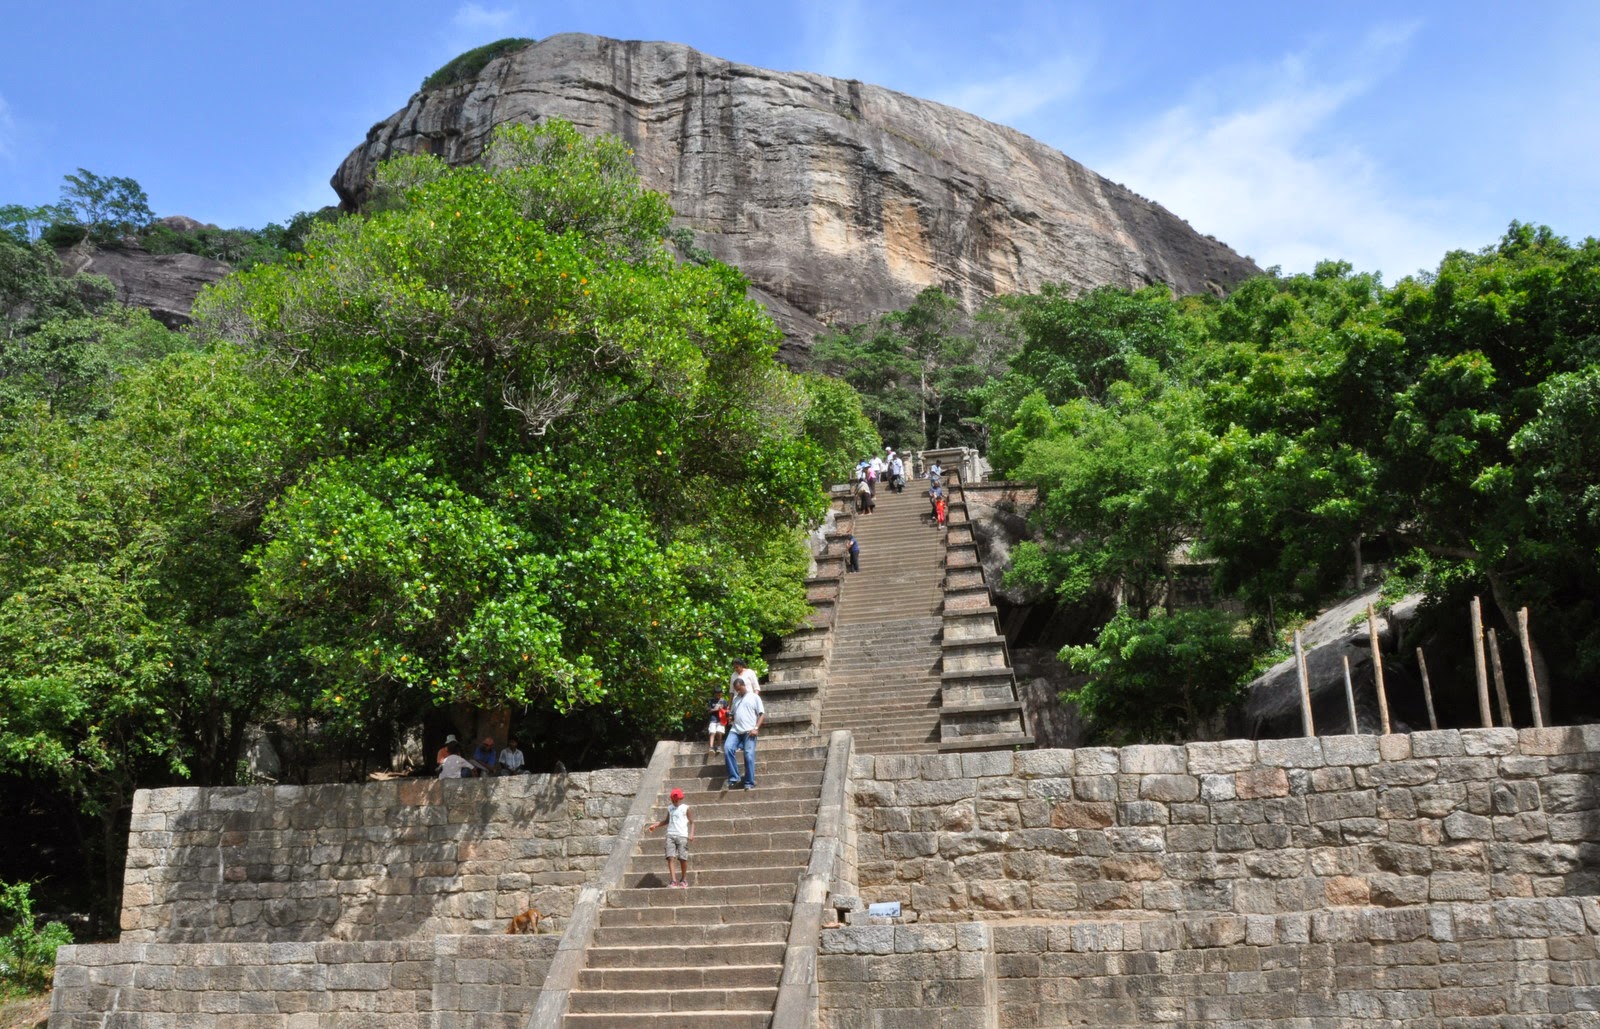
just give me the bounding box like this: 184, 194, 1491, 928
0, 880, 72, 997
58, 169, 154, 242
797, 372, 882, 484
1062, 609, 1256, 744
1, 236, 116, 338
0, 204, 70, 244
195, 120, 826, 736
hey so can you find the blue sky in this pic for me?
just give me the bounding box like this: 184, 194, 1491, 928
1, 1, 1595, 281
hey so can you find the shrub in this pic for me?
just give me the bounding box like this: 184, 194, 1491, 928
41, 222, 87, 248
0, 881, 72, 997
421, 38, 534, 91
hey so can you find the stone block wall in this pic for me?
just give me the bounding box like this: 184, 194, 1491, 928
49, 939, 437, 1028
49, 935, 557, 1028
120, 769, 639, 942
820, 899, 1600, 1026
850, 727, 1600, 920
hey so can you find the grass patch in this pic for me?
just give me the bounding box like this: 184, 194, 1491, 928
422, 38, 535, 91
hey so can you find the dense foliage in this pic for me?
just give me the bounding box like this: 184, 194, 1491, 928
985, 228, 1600, 741
0, 880, 71, 996
812, 286, 1020, 452
0, 121, 853, 928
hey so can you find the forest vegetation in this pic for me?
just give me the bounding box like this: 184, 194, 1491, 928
0, 121, 877, 933
832, 230, 1600, 745
1, 117, 1595, 940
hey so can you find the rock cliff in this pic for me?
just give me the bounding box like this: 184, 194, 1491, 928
332, 34, 1259, 353
58, 245, 231, 328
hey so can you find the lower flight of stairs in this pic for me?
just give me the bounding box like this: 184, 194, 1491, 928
561, 741, 828, 1027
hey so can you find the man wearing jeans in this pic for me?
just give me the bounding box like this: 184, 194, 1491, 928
724, 673, 765, 790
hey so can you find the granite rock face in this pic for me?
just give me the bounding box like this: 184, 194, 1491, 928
333, 34, 1260, 353
59, 244, 231, 328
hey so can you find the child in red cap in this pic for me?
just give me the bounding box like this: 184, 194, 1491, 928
648, 786, 694, 887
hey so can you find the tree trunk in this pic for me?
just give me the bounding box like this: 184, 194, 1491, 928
1486, 570, 1553, 722
1352, 533, 1364, 590
919, 365, 929, 448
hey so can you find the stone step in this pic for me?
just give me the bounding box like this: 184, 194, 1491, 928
635, 829, 813, 854
656, 793, 819, 816
670, 754, 825, 774
585, 942, 787, 970
626, 848, 810, 873
636, 812, 819, 837
564, 1012, 771, 1028
619, 864, 801, 889
603, 884, 798, 911
568, 985, 779, 1014
653, 785, 821, 804
592, 920, 788, 948
578, 963, 782, 991
597, 902, 794, 927
656, 769, 825, 791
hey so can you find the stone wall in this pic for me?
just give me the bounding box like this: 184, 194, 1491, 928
820, 900, 1600, 1026
120, 770, 639, 942
49, 935, 557, 1029
850, 727, 1600, 920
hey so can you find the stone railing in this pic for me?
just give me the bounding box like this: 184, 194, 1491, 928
937, 470, 1032, 749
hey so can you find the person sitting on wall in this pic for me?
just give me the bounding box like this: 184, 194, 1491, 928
498, 738, 526, 775
436, 733, 458, 770
438, 740, 474, 779
471, 736, 499, 776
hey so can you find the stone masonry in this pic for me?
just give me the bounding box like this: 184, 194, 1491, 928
119, 769, 639, 942
821, 725, 1600, 1026
51, 726, 1600, 1025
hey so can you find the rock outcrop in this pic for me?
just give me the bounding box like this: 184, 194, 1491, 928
333, 34, 1259, 354
59, 245, 231, 328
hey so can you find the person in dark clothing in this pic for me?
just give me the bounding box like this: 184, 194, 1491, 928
847, 535, 860, 572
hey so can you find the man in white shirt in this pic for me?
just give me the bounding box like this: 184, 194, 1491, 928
498, 738, 526, 775
723, 675, 765, 790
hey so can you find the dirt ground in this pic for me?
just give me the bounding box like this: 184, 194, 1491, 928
0, 994, 49, 1029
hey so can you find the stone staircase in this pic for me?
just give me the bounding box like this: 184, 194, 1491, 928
820, 484, 948, 753
561, 741, 829, 1027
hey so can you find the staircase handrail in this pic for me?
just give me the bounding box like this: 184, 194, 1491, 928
771, 729, 854, 1027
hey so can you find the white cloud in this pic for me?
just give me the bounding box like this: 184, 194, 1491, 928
0, 94, 15, 162
453, 3, 517, 33
933, 53, 1089, 126
1097, 24, 1462, 280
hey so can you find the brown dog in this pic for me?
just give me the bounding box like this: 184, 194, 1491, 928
505, 908, 544, 935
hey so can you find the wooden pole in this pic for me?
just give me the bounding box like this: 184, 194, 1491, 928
1366, 604, 1391, 735
1415, 647, 1439, 731
1294, 630, 1315, 737
1342, 655, 1359, 734
1518, 607, 1545, 728
1487, 628, 1514, 728
1470, 596, 1492, 728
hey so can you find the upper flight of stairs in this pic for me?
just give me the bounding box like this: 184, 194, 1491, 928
561, 741, 828, 1027
821, 484, 949, 753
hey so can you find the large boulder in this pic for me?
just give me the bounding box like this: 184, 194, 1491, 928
1240, 587, 1425, 738
59, 244, 231, 328
333, 34, 1260, 358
